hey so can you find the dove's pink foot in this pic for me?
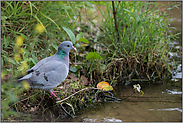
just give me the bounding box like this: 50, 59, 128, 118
49, 91, 60, 100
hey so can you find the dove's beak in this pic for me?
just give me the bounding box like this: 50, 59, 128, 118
72, 46, 76, 50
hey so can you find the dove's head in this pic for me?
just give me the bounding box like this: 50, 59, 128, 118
59, 41, 76, 51
57, 41, 76, 58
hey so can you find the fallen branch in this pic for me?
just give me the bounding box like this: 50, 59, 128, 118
56, 87, 101, 103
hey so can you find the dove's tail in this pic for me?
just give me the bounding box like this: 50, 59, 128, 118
16, 70, 31, 83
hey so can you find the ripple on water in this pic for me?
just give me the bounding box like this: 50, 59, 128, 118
149, 108, 182, 112
83, 117, 122, 122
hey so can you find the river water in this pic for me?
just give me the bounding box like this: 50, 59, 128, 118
70, 81, 182, 122
69, 2, 182, 122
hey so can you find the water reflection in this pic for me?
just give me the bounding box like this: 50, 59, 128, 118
165, 89, 182, 95
149, 108, 182, 112
171, 64, 182, 81
71, 82, 182, 122
83, 117, 122, 122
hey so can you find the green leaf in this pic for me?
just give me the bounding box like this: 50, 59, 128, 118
20, 33, 28, 40
69, 66, 78, 72
32, 54, 38, 64
78, 38, 89, 44
1, 58, 4, 68
76, 64, 83, 69
22, 48, 30, 55
62, 27, 76, 44
86, 52, 102, 61
1, 16, 7, 20
7, 68, 13, 72
7, 58, 17, 65
141, 90, 144, 96
76, 32, 83, 42
123, 8, 132, 15
29, 54, 38, 66
29, 58, 36, 65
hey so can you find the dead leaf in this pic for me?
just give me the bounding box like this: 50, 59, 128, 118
97, 81, 113, 91
80, 75, 89, 86
68, 73, 79, 81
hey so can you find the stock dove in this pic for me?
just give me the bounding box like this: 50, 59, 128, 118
18, 41, 76, 100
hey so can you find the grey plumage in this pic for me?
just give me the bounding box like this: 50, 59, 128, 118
18, 41, 76, 99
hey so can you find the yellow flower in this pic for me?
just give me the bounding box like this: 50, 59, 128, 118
22, 61, 28, 73
1, 72, 5, 80
81, 97, 84, 102
22, 80, 30, 90
14, 54, 21, 61
16, 36, 24, 47
19, 48, 25, 55
35, 23, 45, 33
131, 9, 134, 13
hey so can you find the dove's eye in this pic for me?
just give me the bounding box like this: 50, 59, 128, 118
67, 45, 70, 47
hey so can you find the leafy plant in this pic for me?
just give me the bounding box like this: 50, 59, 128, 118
94, 1, 181, 82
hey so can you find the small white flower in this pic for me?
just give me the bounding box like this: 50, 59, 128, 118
133, 84, 141, 92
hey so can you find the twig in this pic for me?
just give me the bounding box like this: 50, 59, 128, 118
55, 99, 74, 119
56, 87, 100, 103
112, 1, 120, 42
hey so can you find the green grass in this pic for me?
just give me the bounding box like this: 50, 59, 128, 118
91, 1, 181, 83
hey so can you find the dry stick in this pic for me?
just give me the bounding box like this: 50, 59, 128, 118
55, 101, 74, 120
112, 1, 120, 42
56, 87, 101, 119
57, 87, 100, 103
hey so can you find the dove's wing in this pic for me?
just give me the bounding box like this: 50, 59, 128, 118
18, 60, 69, 90
26, 55, 58, 73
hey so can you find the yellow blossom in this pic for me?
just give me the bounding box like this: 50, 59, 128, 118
21, 61, 28, 73
16, 36, 24, 47
35, 23, 45, 33
19, 48, 25, 55
81, 97, 84, 102
22, 80, 30, 90
1, 72, 5, 80
14, 54, 21, 61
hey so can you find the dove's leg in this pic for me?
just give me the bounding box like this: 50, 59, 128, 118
50, 91, 60, 100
